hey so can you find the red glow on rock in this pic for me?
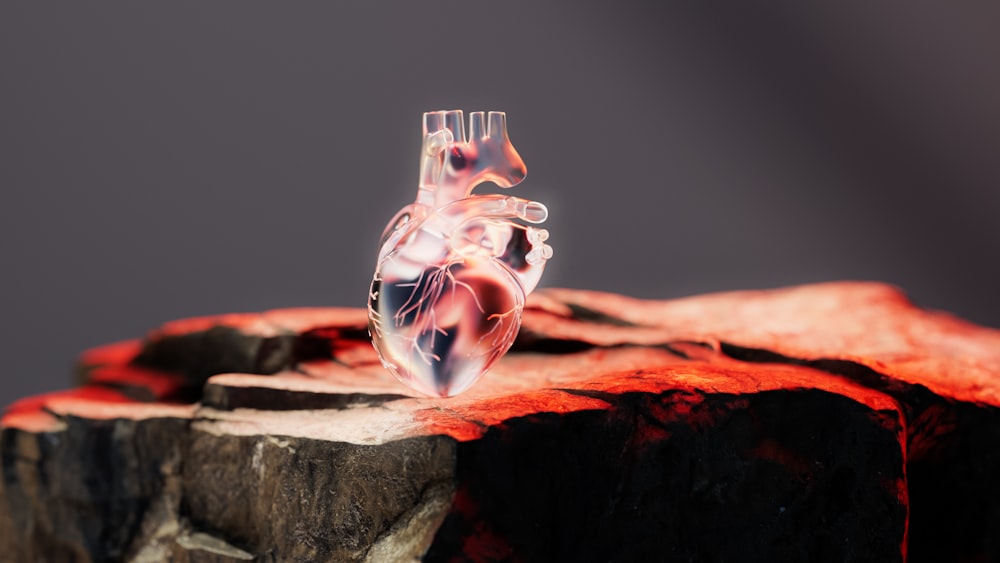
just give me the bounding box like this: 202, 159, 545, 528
416, 389, 610, 441
2, 386, 135, 430
627, 414, 672, 446
445, 487, 519, 563
88, 364, 189, 401
77, 339, 142, 369
751, 438, 814, 479
529, 282, 1000, 407
153, 312, 276, 337
459, 526, 517, 563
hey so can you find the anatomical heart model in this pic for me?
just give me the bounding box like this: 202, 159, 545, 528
368, 110, 553, 397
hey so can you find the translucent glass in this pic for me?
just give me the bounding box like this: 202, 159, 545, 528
368, 110, 553, 397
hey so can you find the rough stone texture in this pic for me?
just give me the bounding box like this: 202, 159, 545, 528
2, 282, 999, 562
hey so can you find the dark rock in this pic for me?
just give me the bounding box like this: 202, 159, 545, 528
2, 282, 998, 562
426, 389, 905, 563
181, 431, 455, 562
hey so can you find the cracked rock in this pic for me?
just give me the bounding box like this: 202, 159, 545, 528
2, 282, 999, 562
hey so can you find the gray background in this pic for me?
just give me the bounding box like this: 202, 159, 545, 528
2, 2, 998, 406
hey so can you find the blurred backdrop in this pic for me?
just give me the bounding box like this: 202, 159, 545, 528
2, 2, 998, 405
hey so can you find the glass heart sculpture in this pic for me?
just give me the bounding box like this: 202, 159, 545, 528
368, 110, 553, 397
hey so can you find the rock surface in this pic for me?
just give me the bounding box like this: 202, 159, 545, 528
2, 282, 999, 562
